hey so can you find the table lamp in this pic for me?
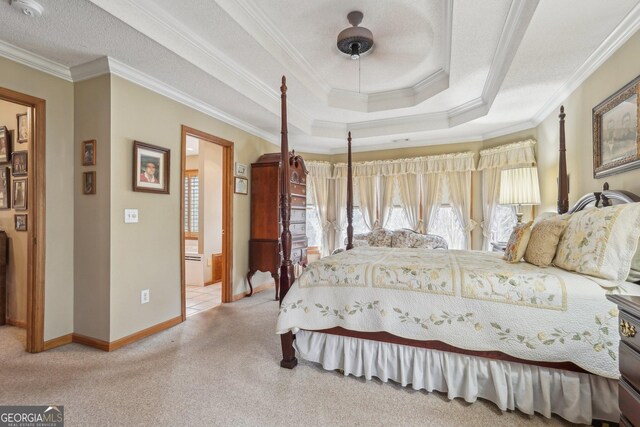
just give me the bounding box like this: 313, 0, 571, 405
499, 166, 541, 224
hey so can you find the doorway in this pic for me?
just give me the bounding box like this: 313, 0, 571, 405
180, 126, 233, 320
0, 87, 45, 353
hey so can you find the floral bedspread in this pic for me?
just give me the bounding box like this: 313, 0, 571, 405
276, 247, 640, 378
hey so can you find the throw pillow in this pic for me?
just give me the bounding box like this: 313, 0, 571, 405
554, 203, 640, 280
524, 217, 569, 267
503, 221, 533, 263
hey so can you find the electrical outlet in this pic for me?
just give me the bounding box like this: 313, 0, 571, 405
124, 209, 139, 223
207, 257, 212, 266
141, 289, 150, 304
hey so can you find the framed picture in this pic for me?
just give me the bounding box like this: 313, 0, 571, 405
593, 74, 640, 178
16, 113, 28, 144
235, 162, 247, 177
83, 171, 96, 195
234, 176, 248, 195
14, 214, 27, 232
82, 139, 96, 166
11, 151, 27, 177
133, 141, 170, 194
0, 126, 12, 164
0, 167, 10, 209
12, 179, 27, 210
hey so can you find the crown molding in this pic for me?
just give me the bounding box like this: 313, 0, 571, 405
0, 40, 72, 81
531, 2, 640, 126
70, 56, 110, 81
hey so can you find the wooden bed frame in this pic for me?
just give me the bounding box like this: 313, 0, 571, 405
276, 76, 639, 373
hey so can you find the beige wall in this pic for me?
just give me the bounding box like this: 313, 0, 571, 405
299, 128, 538, 250
109, 75, 278, 341
73, 76, 111, 341
537, 30, 640, 212
0, 99, 29, 326
0, 57, 74, 341
199, 141, 223, 284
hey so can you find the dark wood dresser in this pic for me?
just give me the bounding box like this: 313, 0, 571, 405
607, 294, 640, 426
247, 152, 307, 299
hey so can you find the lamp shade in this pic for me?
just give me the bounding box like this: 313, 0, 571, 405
499, 167, 541, 205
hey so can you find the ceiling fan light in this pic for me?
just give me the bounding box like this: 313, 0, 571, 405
337, 11, 374, 58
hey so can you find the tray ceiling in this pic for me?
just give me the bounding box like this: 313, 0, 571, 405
0, 0, 639, 153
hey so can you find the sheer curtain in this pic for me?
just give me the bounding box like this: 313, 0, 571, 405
356, 175, 377, 231
447, 170, 475, 250
334, 176, 348, 250
379, 175, 397, 229
397, 173, 421, 231
307, 161, 333, 257
421, 173, 442, 233
478, 140, 537, 250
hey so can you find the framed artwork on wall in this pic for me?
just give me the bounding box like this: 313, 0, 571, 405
16, 113, 28, 144
234, 176, 248, 195
83, 171, 96, 195
133, 141, 170, 194
11, 151, 27, 177
0, 126, 12, 164
14, 214, 27, 232
82, 139, 96, 166
593, 74, 640, 178
235, 162, 247, 177
0, 167, 10, 209
12, 179, 26, 210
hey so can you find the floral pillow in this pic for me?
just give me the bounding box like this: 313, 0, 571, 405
524, 217, 568, 267
367, 228, 393, 247
554, 203, 640, 280
503, 221, 533, 263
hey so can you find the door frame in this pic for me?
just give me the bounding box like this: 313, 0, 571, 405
180, 126, 233, 320
0, 87, 46, 353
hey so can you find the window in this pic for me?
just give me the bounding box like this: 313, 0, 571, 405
430, 205, 465, 250
306, 185, 322, 248
184, 170, 199, 238
491, 204, 517, 244
384, 179, 411, 231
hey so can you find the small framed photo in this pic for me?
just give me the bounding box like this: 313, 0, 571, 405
235, 162, 247, 177
16, 113, 28, 144
11, 151, 27, 177
14, 214, 27, 232
83, 171, 96, 195
12, 179, 27, 210
133, 141, 170, 194
0, 126, 12, 164
0, 167, 10, 209
82, 139, 96, 166
234, 176, 248, 195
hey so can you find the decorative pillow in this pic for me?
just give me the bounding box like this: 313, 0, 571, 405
626, 245, 640, 283
503, 221, 533, 263
409, 233, 448, 250
367, 228, 393, 247
524, 217, 568, 267
391, 229, 413, 248
554, 203, 640, 280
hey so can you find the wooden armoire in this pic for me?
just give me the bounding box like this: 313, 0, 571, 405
247, 151, 308, 299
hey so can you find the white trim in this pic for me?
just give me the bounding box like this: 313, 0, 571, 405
0, 40, 72, 81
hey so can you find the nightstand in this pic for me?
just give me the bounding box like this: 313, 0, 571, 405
491, 241, 507, 253
606, 294, 640, 427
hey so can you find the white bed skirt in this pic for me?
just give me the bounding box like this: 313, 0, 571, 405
294, 330, 619, 424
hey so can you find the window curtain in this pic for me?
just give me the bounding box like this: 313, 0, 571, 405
397, 173, 421, 231
478, 140, 537, 250
356, 175, 377, 230
447, 170, 476, 250
334, 176, 348, 250
421, 173, 442, 233
307, 161, 333, 257
379, 175, 397, 229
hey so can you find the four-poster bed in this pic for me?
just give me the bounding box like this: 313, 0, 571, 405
275, 77, 640, 423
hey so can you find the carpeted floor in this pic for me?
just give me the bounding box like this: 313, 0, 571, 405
0, 289, 573, 426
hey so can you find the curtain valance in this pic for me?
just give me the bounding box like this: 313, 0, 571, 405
306, 161, 333, 178
333, 152, 476, 178
477, 139, 536, 170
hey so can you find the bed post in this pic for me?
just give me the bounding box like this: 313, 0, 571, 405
346, 132, 354, 250
278, 76, 297, 369
557, 106, 569, 214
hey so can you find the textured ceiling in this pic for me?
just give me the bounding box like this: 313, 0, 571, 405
0, 0, 639, 153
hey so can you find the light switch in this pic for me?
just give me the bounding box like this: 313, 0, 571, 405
124, 209, 139, 223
